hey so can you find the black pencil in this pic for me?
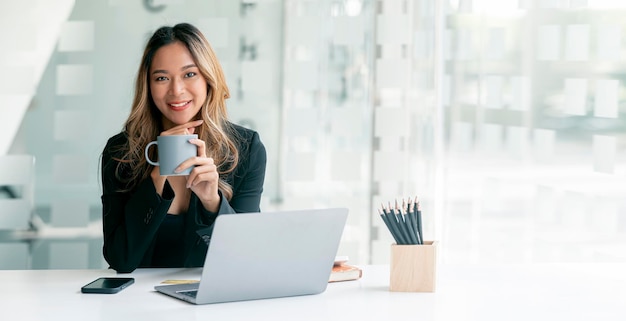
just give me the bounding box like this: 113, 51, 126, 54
401, 199, 418, 244
416, 200, 423, 244
406, 198, 420, 245
378, 207, 401, 244
386, 202, 407, 244
393, 200, 411, 244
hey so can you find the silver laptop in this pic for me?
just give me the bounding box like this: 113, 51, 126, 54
154, 207, 348, 304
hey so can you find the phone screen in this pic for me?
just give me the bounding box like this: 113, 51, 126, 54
81, 277, 134, 294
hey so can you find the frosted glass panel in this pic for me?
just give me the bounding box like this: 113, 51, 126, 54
241, 61, 274, 94
285, 62, 318, 90
414, 30, 433, 59
486, 28, 505, 60
285, 152, 316, 181
506, 126, 529, 157
58, 21, 94, 52
593, 135, 615, 174
451, 122, 473, 152
443, 74, 451, 106
376, 15, 410, 44
510, 76, 530, 111
0, 244, 29, 269
537, 25, 560, 60
51, 200, 89, 227
565, 24, 589, 61
483, 76, 503, 109
539, 0, 569, 9
330, 107, 363, 136
56, 64, 93, 95
198, 18, 229, 48
286, 17, 319, 46
49, 243, 88, 269
570, 0, 588, 8
479, 124, 503, 152
444, 29, 453, 60
333, 17, 364, 45
534, 185, 557, 224
374, 108, 407, 136
376, 59, 409, 88
560, 192, 586, 228
54, 111, 91, 141
52, 155, 89, 184
597, 24, 621, 61
533, 129, 555, 161
373, 151, 405, 180
563, 78, 587, 115
594, 79, 618, 118
285, 108, 318, 136
591, 199, 618, 234
456, 29, 475, 60
380, 0, 405, 14
0, 200, 30, 229
331, 152, 361, 181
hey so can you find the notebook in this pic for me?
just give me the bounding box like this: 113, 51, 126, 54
154, 207, 348, 304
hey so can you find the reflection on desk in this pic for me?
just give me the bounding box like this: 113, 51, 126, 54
2, 264, 625, 321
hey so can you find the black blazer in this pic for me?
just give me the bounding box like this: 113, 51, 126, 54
100, 123, 266, 273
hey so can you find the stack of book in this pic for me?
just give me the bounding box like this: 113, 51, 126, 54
329, 256, 362, 283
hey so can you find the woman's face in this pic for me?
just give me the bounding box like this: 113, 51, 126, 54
149, 41, 208, 130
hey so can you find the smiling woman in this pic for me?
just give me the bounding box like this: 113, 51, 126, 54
99, 23, 267, 273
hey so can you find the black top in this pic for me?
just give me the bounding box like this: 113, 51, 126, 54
100, 123, 267, 273
152, 214, 185, 267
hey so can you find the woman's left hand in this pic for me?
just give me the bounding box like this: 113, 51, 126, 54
174, 138, 220, 212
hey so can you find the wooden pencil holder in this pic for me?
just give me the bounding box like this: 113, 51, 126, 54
389, 241, 437, 292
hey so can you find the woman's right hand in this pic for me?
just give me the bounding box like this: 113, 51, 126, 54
151, 119, 204, 195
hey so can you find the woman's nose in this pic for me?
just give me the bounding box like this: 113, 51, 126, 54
168, 78, 184, 95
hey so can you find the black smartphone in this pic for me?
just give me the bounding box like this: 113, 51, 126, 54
81, 277, 134, 294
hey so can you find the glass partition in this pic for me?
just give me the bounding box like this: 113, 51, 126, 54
1, 0, 625, 269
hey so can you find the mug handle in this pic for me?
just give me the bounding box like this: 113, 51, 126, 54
145, 141, 159, 166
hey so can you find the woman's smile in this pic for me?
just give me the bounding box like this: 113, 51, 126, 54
168, 100, 192, 111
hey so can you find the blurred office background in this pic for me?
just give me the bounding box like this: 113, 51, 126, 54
1, 0, 625, 269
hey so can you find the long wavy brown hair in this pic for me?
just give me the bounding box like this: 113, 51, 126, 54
115, 23, 238, 200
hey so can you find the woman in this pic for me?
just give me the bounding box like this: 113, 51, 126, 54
101, 23, 266, 273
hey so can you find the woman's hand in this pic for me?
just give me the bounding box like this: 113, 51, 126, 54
150, 120, 204, 196
174, 137, 221, 212
160, 119, 203, 136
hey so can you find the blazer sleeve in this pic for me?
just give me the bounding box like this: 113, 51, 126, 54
100, 137, 174, 273
227, 130, 267, 213
193, 130, 267, 238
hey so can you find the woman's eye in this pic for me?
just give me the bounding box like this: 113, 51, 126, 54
155, 76, 168, 81
185, 72, 196, 78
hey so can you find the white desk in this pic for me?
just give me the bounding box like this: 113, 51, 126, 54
2, 264, 625, 321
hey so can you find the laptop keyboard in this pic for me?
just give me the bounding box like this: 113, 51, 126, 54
177, 290, 198, 298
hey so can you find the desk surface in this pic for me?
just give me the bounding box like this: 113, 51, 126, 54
2, 264, 625, 321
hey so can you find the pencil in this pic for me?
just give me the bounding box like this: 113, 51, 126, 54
400, 199, 418, 244
393, 200, 410, 244
403, 211, 418, 244
405, 198, 419, 245
378, 208, 401, 244
416, 199, 423, 244
386, 202, 407, 244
